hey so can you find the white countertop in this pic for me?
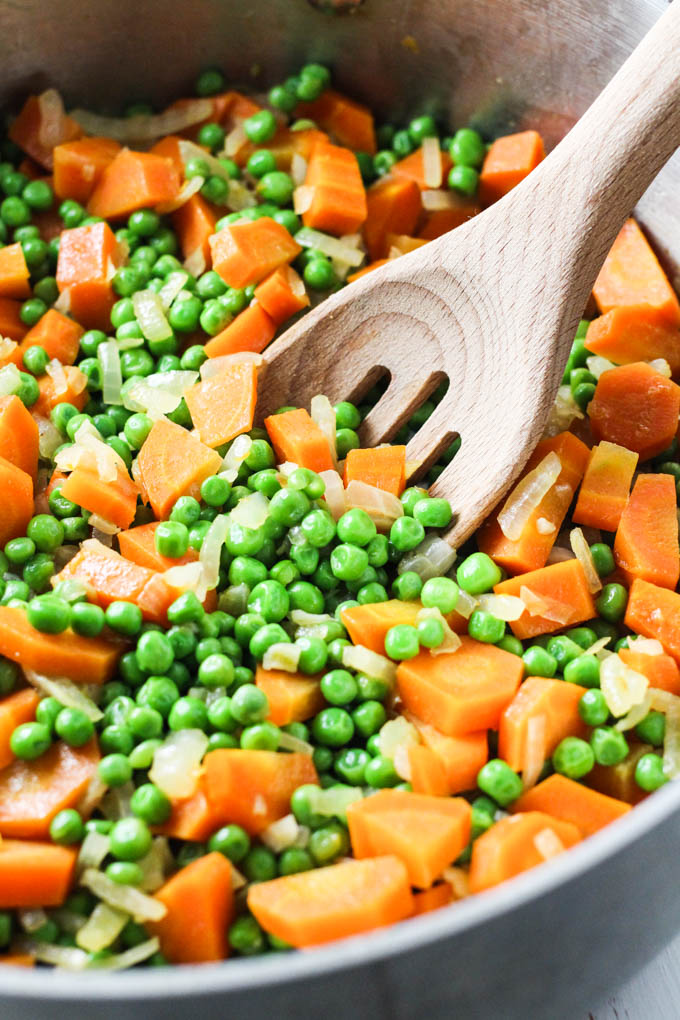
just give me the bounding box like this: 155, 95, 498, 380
593, 934, 680, 1020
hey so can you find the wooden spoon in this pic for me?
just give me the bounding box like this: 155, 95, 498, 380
258, 2, 680, 547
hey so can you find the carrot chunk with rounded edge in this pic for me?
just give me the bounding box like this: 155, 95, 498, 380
0, 298, 28, 343
302, 141, 367, 236
0, 689, 41, 771
0, 395, 39, 481
203, 749, 318, 836
296, 90, 376, 154
396, 637, 524, 736
346, 789, 471, 889
363, 177, 422, 261
572, 441, 639, 532
253, 266, 309, 326
614, 474, 679, 589
248, 856, 412, 949
137, 417, 222, 519
19, 309, 84, 366
0, 606, 119, 684
469, 812, 581, 893
624, 579, 680, 664
33, 365, 88, 418
479, 130, 545, 206
118, 521, 198, 573
87, 148, 180, 220
184, 361, 257, 448
203, 303, 277, 359
9, 91, 81, 170
407, 745, 449, 796
493, 559, 597, 640
618, 647, 680, 696
418, 202, 480, 240
148, 135, 184, 177
265, 408, 334, 474
60, 464, 139, 531
478, 431, 590, 574
0, 839, 77, 908
343, 445, 406, 496
53, 137, 122, 204
0, 244, 30, 299
404, 713, 488, 794
391, 146, 452, 191
585, 304, 680, 374
592, 219, 680, 324
55, 221, 123, 330
513, 774, 630, 838
412, 883, 453, 915
0, 458, 33, 547
255, 665, 325, 726
588, 362, 680, 461
209, 218, 301, 289
0, 738, 99, 839
147, 852, 234, 964
341, 599, 466, 655
155, 780, 219, 843
498, 676, 587, 772
171, 193, 218, 266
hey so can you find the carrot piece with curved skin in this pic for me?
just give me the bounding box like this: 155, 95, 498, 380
478, 431, 590, 574
147, 852, 234, 964
341, 599, 466, 655
498, 676, 588, 772
0, 298, 28, 343
0, 738, 99, 838
203, 749, 318, 835
209, 217, 301, 289
493, 559, 597, 640
183, 361, 257, 448
248, 856, 412, 949
469, 812, 581, 893
53, 137, 122, 203
253, 266, 309, 326
417, 202, 480, 240
412, 884, 453, 915
33, 364, 88, 417
0, 244, 30, 299
391, 146, 453, 191
343, 445, 406, 496
624, 579, 680, 664
479, 130, 545, 206
155, 779, 220, 842
592, 219, 680, 324
0, 458, 33, 547
118, 521, 198, 573
87, 148, 180, 220
396, 637, 524, 736
255, 665, 325, 726
136, 417, 222, 519
572, 441, 638, 532
60, 464, 139, 530
9, 92, 81, 170
588, 362, 680, 461
296, 90, 376, 154
19, 308, 84, 366
614, 474, 679, 589
264, 407, 335, 474
55, 221, 123, 330
203, 302, 277, 359
302, 141, 367, 236
346, 789, 471, 889
407, 745, 450, 796
618, 647, 680, 695
0, 689, 41, 771
0, 395, 39, 481
513, 774, 631, 837
363, 177, 422, 261
171, 193, 218, 266
585, 304, 680, 374
0, 839, 77, 908
0, 606, 120, 684
404, 713, 488, 794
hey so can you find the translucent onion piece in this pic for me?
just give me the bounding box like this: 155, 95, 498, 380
277, 730, 314, 755
77, 831, 111, 874
45, 358, 68, 395
56, 577, 91, 605
477, 594, 526, 622
37, 89, 68, 156
295, 227, 364, 267
441, 866, 470, 899
70, 99, 213, 142
50, 909, 87, 935
649, 357, 672, 377
156, 174, 204, 214
290, 610, 333, 627
293, 185, 314, 214
663, 704, 680, 779
162, 561, 207, 601
14, 938, 89, 970
136, 837, 172, 893
0, 363, 22, 396
222, 433, 253, 481
534, 828, 566, 860
89, 514, 120, 536
124, 382, 176, 418
76, 903, 128, 953
100, 781, 134, 821
200, 351, 263, 380
546, 546, 574, 566
199, 513, 230, 592
231, 491, 270, 529
522, 714, 546, 790
91, 938, 161, 971
277, 461, 300, 478
569, 527, 602, 594
149, 729, 209, 799
24, 669, 103, 720
260, 814, 302, 853
584, 636, 613, 659
453, 589, 478, 619
36, 414, 63, 458
262, 642, 301, 672
600, 654, 649, 717
0, 337, 17, 362
227, 178, 259, 212
158, 271, 190, 311
649, 687, 680, 714
543, 385, 585, 438
319, 469, 345, 520
81, 869, 167, 923
519, 585, 575, 626
422, 136, 442, 188
416, 606, 462, 655
376, 717, 420, 760
18, 907, 49, 933
393, 744, 412, 781
345, 479, 404, 534
310, 394, 339, 470
224, 122, 247, 157
627, 636, 664, 656
498, 452, 562, 541
585, 354, 616, 379
184, 246, 206, 276
82, 537, 120, 559
133, 290, 173, 342
615, 691, 652, 732
397, 533, 457, 581
291, 153, 308, 186
422, 189, 462, 211
342, 644, 397, 684
230, 865, 248, 891
536, 517, 556, 535
76, 772, 108, 818
53, 287, 71, 313
180, 140, 257, 212
306, 784, 363, 824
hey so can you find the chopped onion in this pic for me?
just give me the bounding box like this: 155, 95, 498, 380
663, 703, 680, 779
224, 121, 247, 157
543, 385, 585, 437
260, 814, 302, 853
417, 606, 462, 655
291, 153, 308, 186
277, 461, 300, 478
90, 937, 160, 971
77, 831, 111, 874
397, 533, 457, 581
262, 642, 301, 672
522, 714, 546, 790
70, 99, 213, 142
345, 479, 404, 533
18, 907, 49, 933
627, 636, 664, 656
453, 588, 478, 619
231, 865, 248, 891
158, 271, 190, 311
422, 189, 463, 211
519, 585, 574, 626
200, 351, 263, 380
649, 357, 672, 377
498, 452, 562, 541
231, 491, 270, 529
45, 358, 68, 396
14, 938, 89, 970
584, 636, 613, 659
310, 394, 339, 470
162, 560, 208, 600
133, 290, 173, 342
422, 137, 443, 188
53, 288, 71, 314
136, 837, 172, 893
36, 89, 70, 161
76, 903, 127, 953
534, 828, 566, 860
277, 730, 314, 755
295, 227, 364, 267
376, 717, 420, 760
35, 414, 63, 458
342, 644, 396, 684
649, 687, 680, 714
149, 729, 208, 799
306, 784, 363, 824
291, 610, 333, 627
319, 469, 345, 520
100, 781, 134, 821
569, 528, 602, 593
199, 513, 230, 592
442, 866, 470, 899
81, 869, 166, 923
615, 691, 652, 732
585, 354, 616, 379
125, 369, 197, 415
0, 337, 17, 362
89, 514, 120, 536
24, 669, 103, 720
179, 140, 257, 210
600, 654, 649, 717
76, 772, 108, 817
0, 363, 21, 396
50, 909, 87, 935
184, 246, 206, 276
156, 174, 205, 214
536, 517, 556, 535
222, 434, 253, 481
293, 185, 314, 214
477, 594, 526, 622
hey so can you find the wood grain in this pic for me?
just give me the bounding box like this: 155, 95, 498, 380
259, 0, 680, 547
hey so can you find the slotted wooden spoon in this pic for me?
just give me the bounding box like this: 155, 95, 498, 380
258, 2, 680, 547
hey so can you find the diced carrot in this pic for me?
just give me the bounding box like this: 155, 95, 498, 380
341, 599, 466, 655
0, 839, 77, 908
477, 431, 590, 574
255, 665, 325, 726
184, 360, 257, 448
253, 266, 309, 326
33, 364, 88, 417
0, 954, 35, 967
363, 176, 422, 260
203, 302, 277, 359
302, 141, 368, 236
297, 90, 376, 154
55, 221, 123, 330
619, 647, 680, 696
0, 395, 39, 482
585, 304, 680, 375
60, 463, 139, 530
343, 445, 406, 496
0, 243, 30, 299
53, 137, 122, 203
624, 579, 680, 663
513, 774, 631, 838
411, 883, 453, 915
0, 689, 41, 771
171, 193, 218, 266
0, 606, 120, 684
498, 676, 588, 771
493, 559, 597, 640
0, 738, 99, 838
588, 362, 680, 461
87, 148, 180, 220
586, 744, 650, 805
592, 219, 680, 324
469, 811, 581, 892
614, 474, 679, 589
209, 217, 301, 289
407, 745, 449, 796
396, 636, 524, 736
19, 308, 84, 367
240, 127, 330, 171
404, 712, 489, 794
155, 779, 220, 842
417, 202, 480, 240
0, 458, 33, 547
248, 856, 412, 949
148, 135, 185, 177
479, 130, 545, 206
346, 259, 389, 282
203, 749, 318, 835
148, 853, 234, 964
0, 298, 28, 343
264, 407, 335, 473
9, 91, 81, 170
136, 417, 222, 519
572, 441, 638, 532
391, 146, 452, 191
118, 521, 198, 573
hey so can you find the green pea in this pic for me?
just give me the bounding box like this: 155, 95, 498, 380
590, 543, 615, 577
566, 626, 598, 650
595, 583, 628, 623
309, 822, 349, 865
105, 601, 143, 637
168, 695, 208, 731
456, 552, 501, 594
352, 699, 386, 739
55, 707, 95, 747
128, 738, 163, 770
449, 127, 485, 168
136, 630, 174, 674
546, 635, 584, 669
296, 635, 328, 675
635, 711, 666, 746
477, 758, 523, 806
579, 692, 608, 734
590, 726, 629, 766
208, 823, 250, 862
109, 817, 152, 861
552, 736, 595, 779
10, 721, 51, 760
468, 610, 505, 644
564, 654, 601, 688
413, 497, 453, 529
522, 645, 556, 677
243, 110, 277, 144
130, 782, 171, 825
27, 595, 70, 634
364, 754, 400, 788
229, 915, 267, 955
391, 571, 423, 602
243, 844, 277, 882
312, 707, 354, 747
70, 601, 105, 638
98, 753, 133, 787
106, 861, 144, 886
384, 624, 420, 660
320, 668, 358, 706
389, 516, 425, 552
49, 809, 84, 846
635, 752, 668, 791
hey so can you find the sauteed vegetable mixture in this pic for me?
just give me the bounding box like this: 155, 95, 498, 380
0, 63, 677, 969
